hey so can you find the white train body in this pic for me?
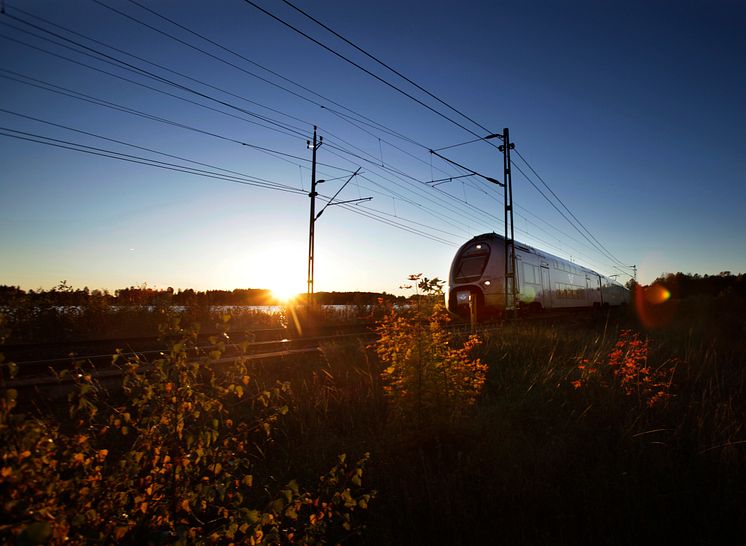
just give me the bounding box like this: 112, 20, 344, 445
447, 233, 629, 319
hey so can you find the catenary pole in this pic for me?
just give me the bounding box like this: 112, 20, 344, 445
499, 128, 517, 318
307, 126, 322, 309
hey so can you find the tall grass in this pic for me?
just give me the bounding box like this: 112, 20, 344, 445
286, 302, 746, 544
2, 296, 744, 544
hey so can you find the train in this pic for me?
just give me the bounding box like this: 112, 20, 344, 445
446, 233, 630, 320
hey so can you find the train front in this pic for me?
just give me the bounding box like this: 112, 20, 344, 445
447, 234, 505, 320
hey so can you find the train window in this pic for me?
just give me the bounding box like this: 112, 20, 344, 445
522, 263, 538, 284
456, 256, 487, 279
461, 242, 490, 257
455, 242, 490, 281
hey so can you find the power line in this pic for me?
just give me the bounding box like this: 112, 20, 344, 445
510, 158, 626, 270
432, 137, 488, 152
0, 70, 354, 173
0, 29, 306, 142
114, 0, 429, 152
7, 1, 491, 184
89, 0, 329, 123
6, 3, 315, 134
241, 0, 499, 144
357, 174, 477, 235
1, 125, 460, 248
513, 147, 631, 270
0, 108, 307, 189
2, 2, 624, 264
0, 127, 306, 194
279, 0, 499, 139
327, 146, 496, 237
334, 200, 456, 246
323, 142, 496, 228
1, 13, 310, 139
6, 1, 482, 183
2, 56, 486, 239
319, 140, 493, 234
2, 14, 469, 220
429, 149, 503, 187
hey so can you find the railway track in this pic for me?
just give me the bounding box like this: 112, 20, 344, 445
0, 323, 376, 390
1, 308, 620, 391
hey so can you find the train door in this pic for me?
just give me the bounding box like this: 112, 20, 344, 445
540, 265, 551, 309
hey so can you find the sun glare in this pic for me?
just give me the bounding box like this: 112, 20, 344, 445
253, 241, 306, 304
271, 286, 300, 304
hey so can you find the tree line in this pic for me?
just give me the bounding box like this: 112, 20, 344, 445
651, 271, 746, 299
0, 281, 405, 307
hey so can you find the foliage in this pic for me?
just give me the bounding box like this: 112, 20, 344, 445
572, 329, 676, 408
372, 275, 486, 428
3, 278, 746, 544
0, 282, 399, 344
653, 271, 746, 299
0, 321, 373, 545
0, 283, 405, 309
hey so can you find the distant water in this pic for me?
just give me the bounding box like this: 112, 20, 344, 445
0, 304, 369, 314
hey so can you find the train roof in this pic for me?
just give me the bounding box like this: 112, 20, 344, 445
463, 232, 627, 288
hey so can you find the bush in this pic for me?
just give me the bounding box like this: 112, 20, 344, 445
372, 275, 486, 429
0, 321, 374, 545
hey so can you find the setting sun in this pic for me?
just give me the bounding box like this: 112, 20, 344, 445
252, 241, 306, 303
271, 285, 301, 304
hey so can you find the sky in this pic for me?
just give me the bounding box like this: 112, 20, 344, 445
1, 0, 745, 297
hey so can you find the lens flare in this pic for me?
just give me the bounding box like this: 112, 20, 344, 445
635, 283, 675, 328
645, 284, 671, 304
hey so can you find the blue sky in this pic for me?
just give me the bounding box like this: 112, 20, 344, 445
1, 0, 744, 295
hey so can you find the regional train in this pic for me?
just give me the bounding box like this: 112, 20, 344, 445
447, 233, 629, 320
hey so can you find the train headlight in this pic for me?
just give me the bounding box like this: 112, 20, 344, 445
483, 280, 491, 286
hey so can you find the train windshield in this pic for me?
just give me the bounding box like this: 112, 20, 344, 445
455, 242, 490, 281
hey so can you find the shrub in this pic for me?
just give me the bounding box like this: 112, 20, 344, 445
373, 275, 486, 428
0, 321, 373, 545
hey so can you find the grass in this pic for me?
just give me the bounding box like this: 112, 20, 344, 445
277, 302, 746, 544
2, 297, 745, 544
